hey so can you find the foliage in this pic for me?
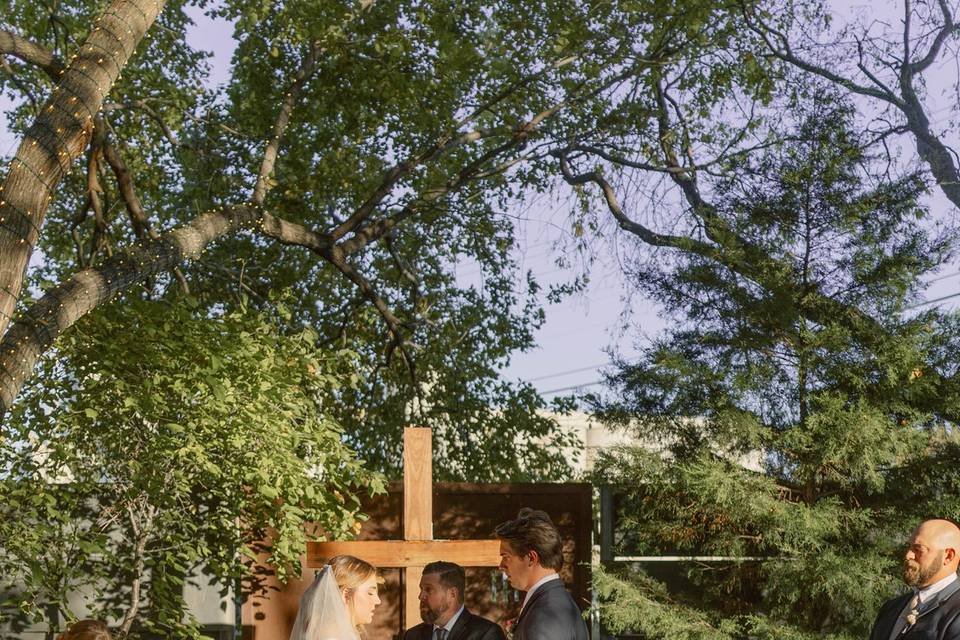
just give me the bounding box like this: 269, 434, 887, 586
0, 298, 384, 638
0, 0, 603, 480
589, 98, 960, 637
594, 565, 859, 640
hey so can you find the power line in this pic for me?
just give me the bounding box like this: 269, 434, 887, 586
927, 270, 960, 285
905, 290, 960, 310
540, 379, 604, 395
526, 362, 613, 382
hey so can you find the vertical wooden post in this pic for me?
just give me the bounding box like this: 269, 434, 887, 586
403, 427, 433, 541
402, 427, 432, 628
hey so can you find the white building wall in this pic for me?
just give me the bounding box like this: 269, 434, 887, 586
543, 410, 764, 476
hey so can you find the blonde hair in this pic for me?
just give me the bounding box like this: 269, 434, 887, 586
327, 554, 378, 629
57, 620, 112, 640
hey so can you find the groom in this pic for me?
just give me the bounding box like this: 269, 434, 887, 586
495, 508, 588, 640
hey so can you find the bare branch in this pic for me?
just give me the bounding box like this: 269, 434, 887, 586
70, 193, 93, 269
384, 231, 421, 292
259, 213, 332, 254
555, 151, 707, 251
855, 37, 902, 101
324, 245, 408, 338
118, 501, 152, 636
101, 122, 190, 293
101, 134, 149, 239
907, 0, 959, 74
86, 128, 108, 266
740, 4, 906, 108
329, 128, 502, 241
904, 0, 912, 68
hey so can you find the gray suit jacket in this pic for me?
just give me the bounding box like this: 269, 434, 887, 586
513, 578, 588, 640
404, 608, 506, 640
869, 579, 960, 640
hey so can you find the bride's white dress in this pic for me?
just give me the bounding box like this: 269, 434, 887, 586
289, 566, 361, 640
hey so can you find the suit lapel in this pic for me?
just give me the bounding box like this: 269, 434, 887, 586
446, 609, 472, 640
914, 579, 960, 622
517, 579, 561, 625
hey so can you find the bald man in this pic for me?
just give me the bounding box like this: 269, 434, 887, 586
869, 519, 960, 640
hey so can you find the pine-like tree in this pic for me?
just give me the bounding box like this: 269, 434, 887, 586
590, 96, 960, 639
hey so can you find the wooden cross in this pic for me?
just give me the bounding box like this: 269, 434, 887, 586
307, 427, 501, 629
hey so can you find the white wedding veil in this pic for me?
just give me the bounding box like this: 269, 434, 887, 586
289, 565, 360, 640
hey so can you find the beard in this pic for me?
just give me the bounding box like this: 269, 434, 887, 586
420, 598, 450, 625
903, 551, 944, 587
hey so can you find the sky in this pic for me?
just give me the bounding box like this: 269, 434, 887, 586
2, 1, 960, 400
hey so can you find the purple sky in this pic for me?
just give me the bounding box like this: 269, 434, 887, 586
2, 1, 959, 399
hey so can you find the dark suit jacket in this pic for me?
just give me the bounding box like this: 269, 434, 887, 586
869, 578, 960, 640
404, 608, 506, 640
513, 578, 588, 640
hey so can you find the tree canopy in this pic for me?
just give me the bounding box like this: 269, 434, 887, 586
0, 0, 604, 475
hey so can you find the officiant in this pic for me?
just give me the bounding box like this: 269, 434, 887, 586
404, 561, 505, 640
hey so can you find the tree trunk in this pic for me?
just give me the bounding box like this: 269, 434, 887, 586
0, 0, 167, 339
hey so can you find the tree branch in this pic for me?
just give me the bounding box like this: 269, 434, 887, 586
0, 30, 65, 80
101, 124, 190, 293
0, 204, 258, 422
740, 4, 906, 108
555, 151, 710, 251
326, 60, 602, 242
85, 123, 109, 267
329, 128, 501, 241
102, 100, 185, 149
907, 0, 959, 74
0, 56, 40, 110
252, 42, 323, 205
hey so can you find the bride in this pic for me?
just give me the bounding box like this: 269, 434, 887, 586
289, 555, 382, 640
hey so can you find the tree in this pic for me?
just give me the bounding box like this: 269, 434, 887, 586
0, 0, 645, 480
0, 0, 639, 632
0, 297, 384, 638
588, 99, 960, 639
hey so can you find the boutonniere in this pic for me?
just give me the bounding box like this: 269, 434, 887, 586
504, 618, 517, 640
906, 608, 919, 626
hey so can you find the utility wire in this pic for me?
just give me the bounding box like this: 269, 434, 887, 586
526, 362, 613, 382
905, 290, 960, 310
541, 379, 605, 395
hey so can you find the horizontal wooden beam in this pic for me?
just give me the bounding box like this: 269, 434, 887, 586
307, 539, 501, 568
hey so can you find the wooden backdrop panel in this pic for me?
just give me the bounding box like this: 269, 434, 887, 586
242, 483, 592, 640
